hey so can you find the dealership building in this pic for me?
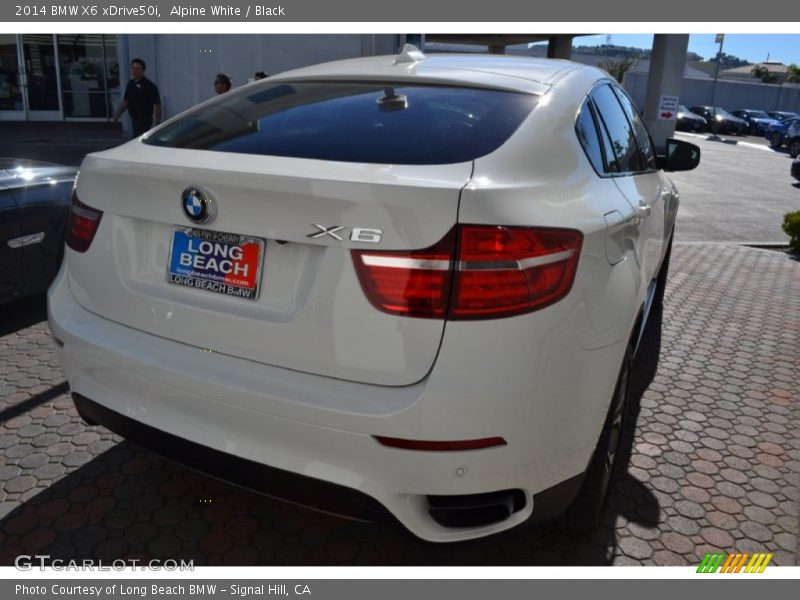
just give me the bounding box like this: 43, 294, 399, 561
3, 33, 732, 148
0, 34, 401, 124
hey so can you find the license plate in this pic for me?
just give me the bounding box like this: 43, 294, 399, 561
167, 228, 265, 300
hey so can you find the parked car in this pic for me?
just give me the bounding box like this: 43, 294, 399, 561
676, 104, 707, 132
767, 111, 800, 122
765, 117, 798, 148
731, 109, 781, 135
689, 106, 748, 135
1, 158, 76, 306
792, 158, 800, 182
48, 47, 700, 542
788, 120, 800, 158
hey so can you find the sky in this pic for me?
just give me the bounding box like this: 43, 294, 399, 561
572, 34, 800, 65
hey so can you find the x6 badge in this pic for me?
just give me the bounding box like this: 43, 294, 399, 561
307, 225, 382, 244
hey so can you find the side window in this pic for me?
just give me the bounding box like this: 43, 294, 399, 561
591, 84, 642, 173
612, 86, 656, 171
594, 102, 621, 174
575, 101, 605, 175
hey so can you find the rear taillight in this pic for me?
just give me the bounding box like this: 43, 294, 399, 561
450, 226, 583, 319
66, 189, 103, 253
352, 230, 455, 318
352, 225, 582, 320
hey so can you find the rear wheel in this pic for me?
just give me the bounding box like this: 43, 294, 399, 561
770, 132, 783, 148
790, 139, 800, 158
563, 346, 632, 533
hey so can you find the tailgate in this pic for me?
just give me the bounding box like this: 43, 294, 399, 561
66, 142, 470, 386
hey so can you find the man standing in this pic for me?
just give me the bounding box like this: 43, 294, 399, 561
113, 58, 161, 137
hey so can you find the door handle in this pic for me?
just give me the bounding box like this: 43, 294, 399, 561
636, 204, 651, 218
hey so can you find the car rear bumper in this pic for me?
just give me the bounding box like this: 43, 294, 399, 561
71, 391, 395, 523
48, 261, 625, 542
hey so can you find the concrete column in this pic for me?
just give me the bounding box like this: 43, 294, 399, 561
361, 34, 375, 57
488, 44, 506, 55
547, 36, 573, 60
642, 34, 689, 151
115, 35, 130, 137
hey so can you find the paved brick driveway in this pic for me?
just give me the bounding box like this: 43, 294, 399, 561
0, 243, 798, 566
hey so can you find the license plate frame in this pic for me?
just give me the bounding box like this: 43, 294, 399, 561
166, 227, 265, 301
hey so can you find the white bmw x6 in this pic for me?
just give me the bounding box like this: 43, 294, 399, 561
49, 46, 699, 542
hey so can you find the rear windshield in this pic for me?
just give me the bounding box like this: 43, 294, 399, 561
144, 81, 537, 165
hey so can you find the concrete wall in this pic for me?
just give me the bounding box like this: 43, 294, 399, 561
625, 71, 800, 113
119, 34, 400, 120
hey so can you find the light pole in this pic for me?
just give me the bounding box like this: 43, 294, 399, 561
710, 33, 725, 131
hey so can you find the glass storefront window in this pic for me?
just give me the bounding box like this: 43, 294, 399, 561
0, 35, 22, 111
1, 34, 116, 120
104, 36, 119, 92
0, 35, 23, 112
22, 34, 59, 112
58, 34, 117, 118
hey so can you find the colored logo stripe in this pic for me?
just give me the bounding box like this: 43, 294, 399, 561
733, 553, 750, 573
697, 553, 725, 573
745, 553, 773, 573
697, 553, 773, 573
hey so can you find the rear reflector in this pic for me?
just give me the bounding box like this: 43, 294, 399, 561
66, 189, 103, 253
352, 225, 582, 320
373, 436, 507, 451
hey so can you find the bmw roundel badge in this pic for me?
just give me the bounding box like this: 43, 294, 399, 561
181, 187, 216, 224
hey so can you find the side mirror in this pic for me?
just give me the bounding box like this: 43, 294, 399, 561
657, 138, 701, 172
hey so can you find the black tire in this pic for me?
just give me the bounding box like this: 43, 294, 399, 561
563, 347, 632, 533
790, 139, 800, 159
770, 132, 783, 149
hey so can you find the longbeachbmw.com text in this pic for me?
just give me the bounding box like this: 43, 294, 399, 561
13, 3, 286, 18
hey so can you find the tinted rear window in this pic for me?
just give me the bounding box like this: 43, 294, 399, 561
145, 82, 537, 165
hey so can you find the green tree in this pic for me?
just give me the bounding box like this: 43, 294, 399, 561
787, 64, 800, 83
751, 65, 778, 83
598, 56, 636, 84
710, 52, 750, 69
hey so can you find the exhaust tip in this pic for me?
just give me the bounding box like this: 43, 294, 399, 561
428, 489, 526, 528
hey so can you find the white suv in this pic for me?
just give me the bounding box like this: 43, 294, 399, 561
48, 46, 699, 542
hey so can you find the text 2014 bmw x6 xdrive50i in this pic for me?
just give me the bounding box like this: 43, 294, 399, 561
49, 47, 699, 542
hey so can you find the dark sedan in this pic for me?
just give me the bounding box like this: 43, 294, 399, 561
689, 106, 748, 135
731, 109, 781, 135
1, 158, 77, 306
676, 104, 707, 132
